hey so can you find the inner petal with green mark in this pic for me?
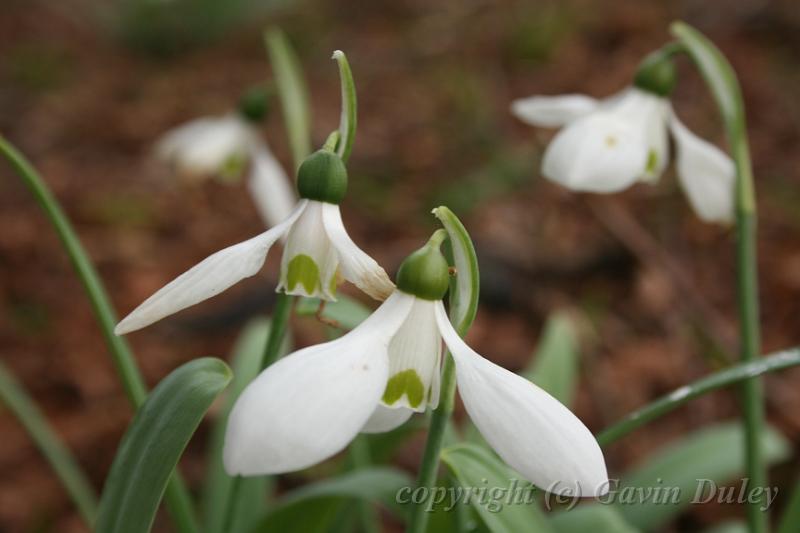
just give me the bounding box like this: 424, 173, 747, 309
278, 200, 340, 300
286, 254, 321, 294
383, 369, 425, 408
645, 148, 658, 174
381, 297, 442, 412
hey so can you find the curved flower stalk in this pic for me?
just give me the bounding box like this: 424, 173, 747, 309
223, 230, 609, 497
156, 107, 296, 230
511, 53, 735, 224
115, 136, 394, 335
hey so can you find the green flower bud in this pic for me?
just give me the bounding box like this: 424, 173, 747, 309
396, 229, 450, 301
633, 49, 677, 97
238, 85, 270, 123
296, 149, 348, 204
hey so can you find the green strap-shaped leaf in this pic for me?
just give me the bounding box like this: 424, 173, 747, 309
96, 357, 232, 533
616, 422, 790, 530
203, 319, 289, 533
0, 361, 98, 525
252, 468, 412, 532
433, 206, 479, 336
704, 522, 748, 533
550, 505, 638, 533
441, 443, 553, 533
265, 28, 312, 169
332, 50, 357, 163
524, 311, 580, 408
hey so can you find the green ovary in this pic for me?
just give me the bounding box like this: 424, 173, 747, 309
286, 254, 321, 294
382, 369, 425, 408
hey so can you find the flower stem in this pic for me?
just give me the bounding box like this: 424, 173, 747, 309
407, 352, 458, 533
222, 292, 293, 531
596, 347, 799, 447
260, 292, 293, 370
670, 21, 767, 531
0, 136, 199, 533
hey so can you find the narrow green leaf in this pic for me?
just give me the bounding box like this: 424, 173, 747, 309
616, 422, 790, 530
433, 206, 479, 336
332, 50, 357, 163
294, 294, 372, 332
597, 347, 800, 446
265, 28, 312, 169
203, 319, 284, 533
96, 358, 232, 533
0, 136, 198, 533
252, 468, 412, 532
441, 443, 554, 533
524, 312, 580, 407
0, 361, 98, 525
704, 522, 748, 533
550, 505, 638, 533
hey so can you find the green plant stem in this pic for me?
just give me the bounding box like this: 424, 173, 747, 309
777, 472, 800, 533
348, 436, 381, 533
260, 292, 293, 370
0, 137, 198, 533
407, 352, 458, 533
222, 292, 293, 532
0, 361, 98, 524
670, 22, 768, 531
596, 347, 799, 447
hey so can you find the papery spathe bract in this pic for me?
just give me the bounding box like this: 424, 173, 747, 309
512, 84, 735, 224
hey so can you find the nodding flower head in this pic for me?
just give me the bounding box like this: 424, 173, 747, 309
222, 231, 609, 497
115, 141, 394, 335
511, 52, 734, 224
156, 109, 296, 229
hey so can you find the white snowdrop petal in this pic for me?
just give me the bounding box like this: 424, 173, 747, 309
601, 88, 672, 183
361, 404, 414, 434
669, 111, 735, 224
115, 201, 307, 335
321, 203, 395, 301
510, 94, 599, 127
434, 303, 609, 497
223, 291, 414, 475
279, 201, 340, 300
542, 112, 648, 192
246, 144, 296, 229
382, 297, 442, 412
156, 114, 256, 175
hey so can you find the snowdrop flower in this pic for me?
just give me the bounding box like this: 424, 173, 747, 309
223, 231, 609, 496
511, 55, 734, 223
156, 109, 296, 229
115, 143, 394, 335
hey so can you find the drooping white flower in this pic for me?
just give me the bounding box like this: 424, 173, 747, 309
512, 86, 735, 223
115, 149, 394, 335
223, 236, 609, 497
156, 113, 297, 229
